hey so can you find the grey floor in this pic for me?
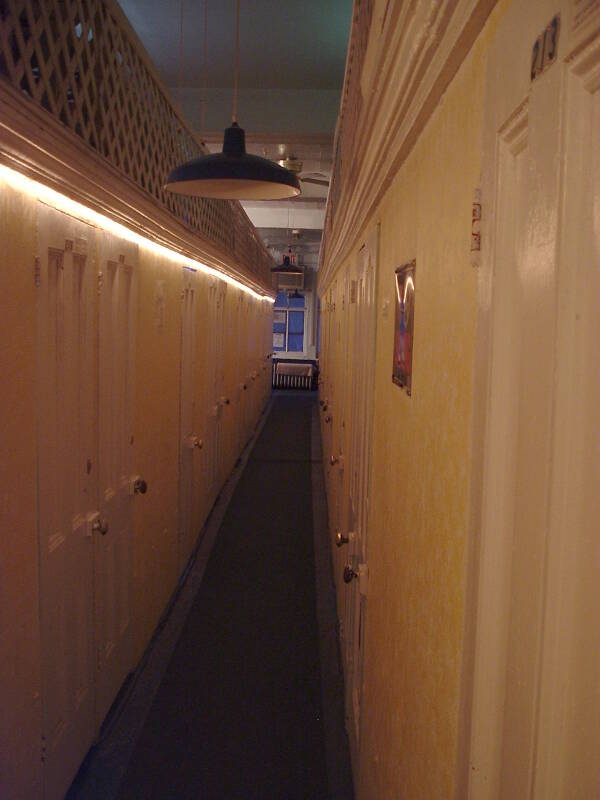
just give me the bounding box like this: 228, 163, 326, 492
67, 392, 353, 800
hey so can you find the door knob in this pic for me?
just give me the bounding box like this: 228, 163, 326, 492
330, 454, 339, 466
92, 517, 109, 536
187, 435, 203, 449
343, 565, 358, 583
335, 531, 349, 547
133, 477, 147, 494
325, 415, 332, 423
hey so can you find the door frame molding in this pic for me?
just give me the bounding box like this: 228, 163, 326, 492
457, 5, 600, 799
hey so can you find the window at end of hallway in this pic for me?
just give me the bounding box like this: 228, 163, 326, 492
273, 291, 305, 353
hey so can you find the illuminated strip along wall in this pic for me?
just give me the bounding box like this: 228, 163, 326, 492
0, 165, 275, 304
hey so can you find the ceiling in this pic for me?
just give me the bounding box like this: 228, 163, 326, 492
118, 0, 353, 271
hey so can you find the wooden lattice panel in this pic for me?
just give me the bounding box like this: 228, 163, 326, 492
0, 0, 272, 285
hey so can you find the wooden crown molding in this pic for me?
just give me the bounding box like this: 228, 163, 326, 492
319, 0, 499, 291
0, 82, 271, 297
0, 0, 274, 293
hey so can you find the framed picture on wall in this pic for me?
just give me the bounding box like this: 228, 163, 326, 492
392, 260, 416, 395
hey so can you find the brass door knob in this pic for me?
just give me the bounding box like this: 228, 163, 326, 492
92, 517, 109, 536
325, 415, 332, 423
343, 565, 358, 583
330, 455, 339, 466
133, 477, 147, 494
335, 531, 349, 547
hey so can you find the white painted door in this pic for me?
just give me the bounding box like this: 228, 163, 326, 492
37, 208, 97, 800
237, 294, 250, 452
214, 283, 227, 487
333, 277, 348, 530
178, 267, 199, 571
204, 279, 217, 502
344, 227, 378, 752
469, 4, 600, 798
95, 234, 136, 727
205, 280, 226, 501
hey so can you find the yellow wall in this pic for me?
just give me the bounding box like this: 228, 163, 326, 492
319, 4, 508, 798
0, 176, 273, 798
0, 185, 43, 799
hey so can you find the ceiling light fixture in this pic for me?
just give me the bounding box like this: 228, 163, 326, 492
271, 249, 303, 276
165, 0, 301, 200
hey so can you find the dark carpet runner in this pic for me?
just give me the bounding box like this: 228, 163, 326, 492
118, 394, 329, 799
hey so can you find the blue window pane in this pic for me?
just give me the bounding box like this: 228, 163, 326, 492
288, 293, 305, 308
274, 291, 287, 308
288, 333, 304, 352
273, 321, 286, 333
288, 311, 304, 334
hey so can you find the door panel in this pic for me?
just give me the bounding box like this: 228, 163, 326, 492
179, 268, 198, 570
533, 33, 600, 800
96, 236, 136, 727
37, 209, 96, 800
469, 4, 600, 798
342, 227, 378, 756
214, 283, 227, 488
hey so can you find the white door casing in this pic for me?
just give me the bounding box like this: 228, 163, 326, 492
467, 3, 600, 799
532, 16, 600, 800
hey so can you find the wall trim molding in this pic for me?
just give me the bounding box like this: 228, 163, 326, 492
319, 0, 498, 292
0, 82, 272, 298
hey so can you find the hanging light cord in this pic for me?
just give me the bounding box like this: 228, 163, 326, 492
177, 0, 184, 117
201, 0, 207, 139
232, 0, 240, 124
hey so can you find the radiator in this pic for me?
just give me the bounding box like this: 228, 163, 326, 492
272, 362, 314, 390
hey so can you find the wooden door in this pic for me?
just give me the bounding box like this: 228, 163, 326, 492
468, 4, 600, 798
332, 277, 348, 530
178, 267, 199, 571
95, 233, 137, 727
214, 283, 227, 487
37, 208, 97, 800
237, 293, 250, 452
344, 227, 378, 753
204, 279, 217, 504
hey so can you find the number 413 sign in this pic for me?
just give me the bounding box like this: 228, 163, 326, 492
531, 14, 561, 81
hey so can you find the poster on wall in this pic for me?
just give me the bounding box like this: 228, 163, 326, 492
392, 260, 416, 396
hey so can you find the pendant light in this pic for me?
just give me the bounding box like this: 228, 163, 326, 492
271, 249, 303, 275
271, 210, 303, 274
165, 0, 301, 200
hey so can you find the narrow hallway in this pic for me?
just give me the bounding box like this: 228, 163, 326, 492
70, 393, 353, 800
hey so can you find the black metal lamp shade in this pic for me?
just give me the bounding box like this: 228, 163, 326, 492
271, 255, 304, 275
165, 123, 301, 200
